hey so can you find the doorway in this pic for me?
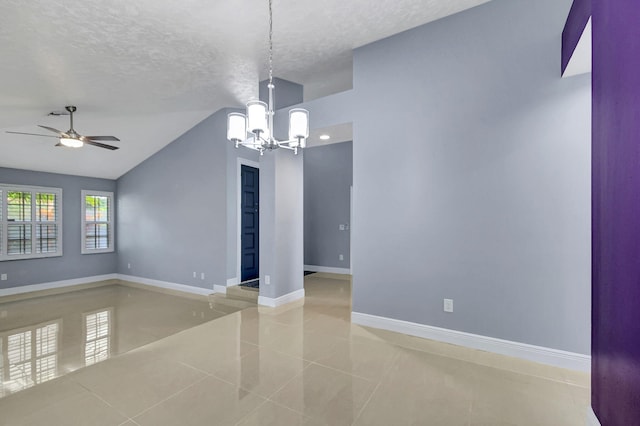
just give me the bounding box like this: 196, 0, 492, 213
240, 164, 259, 282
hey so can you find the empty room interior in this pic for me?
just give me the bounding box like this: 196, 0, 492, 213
0, 0, 637, 425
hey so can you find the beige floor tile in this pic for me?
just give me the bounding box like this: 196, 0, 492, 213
151, 332, 258, 374
312, 338, 399, 380
354, 347, 475, 425
262, 327, 347, 362
354, 391, 471, 426
568, 383, 591, 410
562, 368, 590, 388
71, 353, 207, 417
303, 314, 355, 339
473, 350, 567, 383
235, 400, 325, 426
469, 366, 584, 426
0, 378, 88, 426
133, 376, 265, 426
17, 392, 127, 426
270, 363, 376, 426
260, 306, 319, 326
211, 347, 309, 398
0, 274, 589, 426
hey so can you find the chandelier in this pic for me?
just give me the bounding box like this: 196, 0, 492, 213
226, 0, 309, 155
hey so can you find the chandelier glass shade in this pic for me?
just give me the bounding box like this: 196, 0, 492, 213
226, 0, 309, 155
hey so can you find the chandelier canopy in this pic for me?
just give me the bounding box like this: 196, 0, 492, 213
227, 0, 309, 155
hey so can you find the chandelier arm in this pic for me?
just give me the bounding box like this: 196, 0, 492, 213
277, 144, 297, 151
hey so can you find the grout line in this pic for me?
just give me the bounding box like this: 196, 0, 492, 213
350, 377, 383, 426
232, 398, 270, 426
263, 362, 313, 405
129, 375, 209, 420
76, 384, 133, 421
306, 360, 380, 383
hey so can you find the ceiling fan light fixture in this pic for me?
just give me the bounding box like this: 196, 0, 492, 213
59, 137, 83, 148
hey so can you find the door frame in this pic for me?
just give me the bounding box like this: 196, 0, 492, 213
237, 158, 260, 283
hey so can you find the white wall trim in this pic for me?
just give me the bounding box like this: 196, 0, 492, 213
351, 312, 591, 372
117, 274, 213, 296
586, 407, 600, 426
226, 277, 239, 287
258, 289, 305, 307
213, 284, 227, 295
237, 158, 260, 283
0, 274, 118, 298
304, 265, 351, 274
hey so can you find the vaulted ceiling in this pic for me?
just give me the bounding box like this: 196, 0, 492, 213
0, 0, 489, 179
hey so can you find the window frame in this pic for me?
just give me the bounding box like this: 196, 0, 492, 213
81, 190, 115, 254
0, 184, 63, 262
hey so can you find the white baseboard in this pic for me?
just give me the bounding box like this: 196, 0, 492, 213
213, 285, 227, 295
117, 274, 213, 296
258, 289, 305, 307
586, 407, 600, 426
304, 265, 351, 274
351, 312, 591, 372
226, 277, 239, 287
0, 274, 118, 298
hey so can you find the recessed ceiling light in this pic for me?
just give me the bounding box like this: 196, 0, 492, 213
319, 134, 330, 140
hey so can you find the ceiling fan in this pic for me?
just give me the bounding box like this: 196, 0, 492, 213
6, 106, 120, 150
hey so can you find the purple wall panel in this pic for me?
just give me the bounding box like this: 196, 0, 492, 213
592, 0, 640, 424
562, 0, 591, 74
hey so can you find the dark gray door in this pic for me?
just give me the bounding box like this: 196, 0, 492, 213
241, 165, 259, 281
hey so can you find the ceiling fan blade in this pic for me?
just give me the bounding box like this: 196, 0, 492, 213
38, 125, 66, 136
85, 136, 120, 142
83, 140, 119, 150
6, 131, 60, 138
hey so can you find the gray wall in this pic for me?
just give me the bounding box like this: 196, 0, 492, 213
304, 141, 353, 269
351, 0, 591, 354
116, 110, 228, 290
0, 167, 117, 288
259, 149, 304, 299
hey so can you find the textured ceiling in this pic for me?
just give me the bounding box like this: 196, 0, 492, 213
0, 0, 489, 179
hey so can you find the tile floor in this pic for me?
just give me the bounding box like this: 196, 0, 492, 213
0, 274, 590, 425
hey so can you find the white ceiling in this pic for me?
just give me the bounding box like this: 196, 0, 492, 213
0, 0, 489, 179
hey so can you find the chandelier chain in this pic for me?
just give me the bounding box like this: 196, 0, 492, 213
268, 0, 274, 86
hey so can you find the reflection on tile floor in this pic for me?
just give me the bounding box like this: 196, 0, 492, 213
0, 284, 255, 399
0, 274, 590, 425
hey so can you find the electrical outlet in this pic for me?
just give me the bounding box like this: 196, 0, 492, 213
0, 273, 7, 281
265, 275, 271, 285
127, 263, 131, 269
339, 224, 345, 231
193, 271, 197, 278
339, 254, 344, 261
201, 272, 205, 280
444, 299, 454, 313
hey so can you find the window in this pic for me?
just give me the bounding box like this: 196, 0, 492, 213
81, 190, 114, 254
0, 184, 63, 261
